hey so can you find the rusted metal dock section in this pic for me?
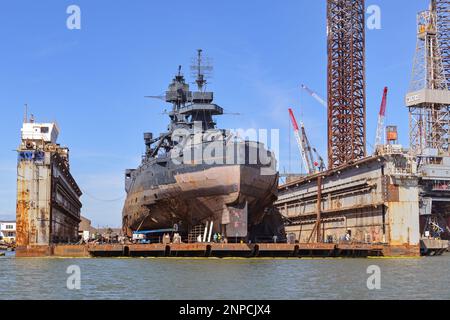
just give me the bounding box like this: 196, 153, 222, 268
275, 148, 450, 257
16, 243, 389, 258
276, 151, 423, 256
16, 118, 82, 247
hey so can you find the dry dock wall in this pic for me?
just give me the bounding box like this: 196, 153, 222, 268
16, 245, 90, 258
16, 149, 82, 246
276, 154, 421, 256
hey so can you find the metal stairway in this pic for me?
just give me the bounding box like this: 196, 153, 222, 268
188, 225, 206, 243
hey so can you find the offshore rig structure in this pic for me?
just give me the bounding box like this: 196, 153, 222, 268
276, 0, 450, 256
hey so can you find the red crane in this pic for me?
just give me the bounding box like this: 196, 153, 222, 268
375, 87, 389, 150
289, 108, 325, 174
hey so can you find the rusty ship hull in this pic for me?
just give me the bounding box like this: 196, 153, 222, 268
123, 159, 280, 241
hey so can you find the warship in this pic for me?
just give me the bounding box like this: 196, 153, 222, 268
122, 50, 284, 242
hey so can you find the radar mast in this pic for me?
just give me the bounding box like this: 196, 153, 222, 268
191, 49, 213, 92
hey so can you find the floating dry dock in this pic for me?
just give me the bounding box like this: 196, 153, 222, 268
276, 149, 450, 257
16, 119, 82, 246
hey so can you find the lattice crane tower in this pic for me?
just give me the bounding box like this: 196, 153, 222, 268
327, 0, 367, 169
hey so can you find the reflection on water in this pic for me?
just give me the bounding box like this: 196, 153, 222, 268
1, 252, 449, 300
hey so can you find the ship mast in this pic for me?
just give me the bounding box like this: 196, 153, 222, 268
192, 49, 213, 93
195, 49, 206, 91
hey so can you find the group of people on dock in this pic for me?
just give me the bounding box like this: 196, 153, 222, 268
196, 232, 228, 243
212, 232, 227, 243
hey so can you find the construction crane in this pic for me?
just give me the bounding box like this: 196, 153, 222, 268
288, 108, 325, 175
301, 84, 327, 108
374, 87, 389, 151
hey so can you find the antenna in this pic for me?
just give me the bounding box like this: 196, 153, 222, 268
144, 95, 165, 101
191, 49, 213, 91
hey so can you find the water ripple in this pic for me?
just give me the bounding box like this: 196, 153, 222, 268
1, 253, 449, 300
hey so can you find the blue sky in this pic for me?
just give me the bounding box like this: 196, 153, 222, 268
0, 0, 429, 226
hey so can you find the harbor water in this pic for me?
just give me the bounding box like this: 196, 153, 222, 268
1, 252, 449, 300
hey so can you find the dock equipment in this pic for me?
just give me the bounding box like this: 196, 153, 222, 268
133, 229, 176, 235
